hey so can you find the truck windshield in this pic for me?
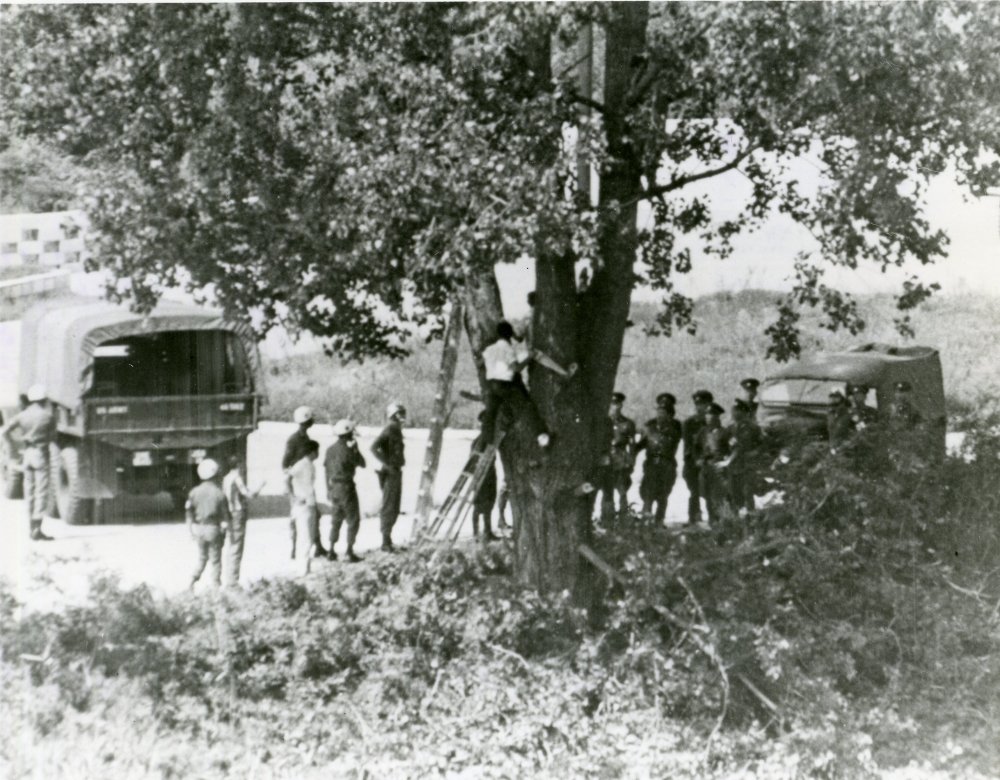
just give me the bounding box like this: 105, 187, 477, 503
761, 379, 848, 407
89, 330, 251, 397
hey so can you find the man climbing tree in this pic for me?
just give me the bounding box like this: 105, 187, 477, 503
4, 2, 998, 595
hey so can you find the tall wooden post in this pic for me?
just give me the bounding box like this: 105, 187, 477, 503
576, 21, 594, 201
412, 300, 463, 534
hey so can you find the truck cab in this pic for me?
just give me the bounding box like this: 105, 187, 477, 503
1, 296, 264, 523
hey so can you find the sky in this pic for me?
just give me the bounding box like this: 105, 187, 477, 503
497, 158, 1000, 318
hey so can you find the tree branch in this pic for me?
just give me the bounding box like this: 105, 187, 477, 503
633, 144, 758, 204
569, 90, 607, 115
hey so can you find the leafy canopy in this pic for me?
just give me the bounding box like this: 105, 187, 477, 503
2, 2, 998, 360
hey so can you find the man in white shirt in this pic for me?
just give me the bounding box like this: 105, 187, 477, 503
481, 320, 573, 447
288, 439, 320, 576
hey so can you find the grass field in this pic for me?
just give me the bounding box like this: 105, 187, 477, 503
263, 290, 1000, 427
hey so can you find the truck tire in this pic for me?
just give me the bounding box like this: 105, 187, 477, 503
56, 445, 94, 525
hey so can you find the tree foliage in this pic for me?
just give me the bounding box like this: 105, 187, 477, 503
3, 2, 998, 358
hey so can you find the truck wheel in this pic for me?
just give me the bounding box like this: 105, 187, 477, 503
57, 446, 94, 525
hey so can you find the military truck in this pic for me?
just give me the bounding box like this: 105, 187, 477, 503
758, 343, 946, 452
0, 296, 263, 523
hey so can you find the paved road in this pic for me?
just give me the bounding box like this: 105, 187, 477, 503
1, 423, 691, 613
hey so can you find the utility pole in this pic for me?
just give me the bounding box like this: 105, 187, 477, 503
411, 300, 463, 535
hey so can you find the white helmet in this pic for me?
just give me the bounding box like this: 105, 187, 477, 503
332, 418, 355, 436
197, 458, 220, 480
26, 384, 46, 403
386, 402, 406, 419
293, 406, 314, 425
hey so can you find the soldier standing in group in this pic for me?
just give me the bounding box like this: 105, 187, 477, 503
597, 392, 637, 522
635, 392, 682, 523
372, 402, 406, 551
325, 419, 365, 562
282, 406, 326, 559
186, 458, 230, 590
698, 402, 730, 525
740, 378, 761, 419
288, 439, 321, 575
888, 381, 922, 430
1, 385, 55, 541
682, 390, 713, 525
726, 399, 763, 515
471, 410, 499, 541
826, 390, 853, 453
847, 383, 879, 431
222, 456, 249, 587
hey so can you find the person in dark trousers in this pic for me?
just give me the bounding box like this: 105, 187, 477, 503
222, 456, 250, 587
697, 402, 730, 525
186, 458, 230, 591
597, 392, 637, 522
282, 405, 326, 558
372, 402, 406, 551
325, 419, 365, 562
481, 320, 551, 448
1, 384, 55, 541
636, 392, 682, 523
726, 399, 763, 515
682, 390, 713, 525
470, 410, 499, 540
740, 378, 761, 419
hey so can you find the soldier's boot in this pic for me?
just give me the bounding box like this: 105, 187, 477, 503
381, 534, 395, 552
346, 548, 362, 563
29, 520, 52, 541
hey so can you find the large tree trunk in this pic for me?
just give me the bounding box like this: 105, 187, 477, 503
462, 5, 649, 599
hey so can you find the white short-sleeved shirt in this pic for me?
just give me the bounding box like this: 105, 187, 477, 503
483, 339, 529, 382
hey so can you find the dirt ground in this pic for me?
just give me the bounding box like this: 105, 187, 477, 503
1, 422, 692, 613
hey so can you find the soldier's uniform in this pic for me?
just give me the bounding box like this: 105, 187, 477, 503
636, 393, 682, 523
740, 378, 761, 421
471, 426, 498, 539
186, 459, 231, 590
222, 462, 249, 586
682, 390, 713, 524
2, 387, 55, 540
697, 403, 730, 525
888, 381, 922, 431
599, 392, 637, 521
726, 400, 763, 514
372, 404, 406, 550
325, 420, 366, 562
283, 406, 324, 558
826, 391, 853, 453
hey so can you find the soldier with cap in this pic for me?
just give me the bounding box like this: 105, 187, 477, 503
635, 392, 682, 523
726, 399, 763, 515
325, 419, 366, 562
888, 380, 922, 431
596, 392, 637, 521
1, 384, 56, 541
470, 410, 499, 541
372, 402, 406, 551
697, 402, 731, 524
185, 458, 231, 590
283, 405, 326, 558
826, 390, 853, 453
847, 384, 879, 431
682, 390, 713, 524
740, 378, 761, 419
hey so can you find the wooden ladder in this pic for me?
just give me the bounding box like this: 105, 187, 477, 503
422, 433, 503, 545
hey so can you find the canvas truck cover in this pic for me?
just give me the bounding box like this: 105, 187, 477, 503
19, 296, 263, 409
762, 343, 944, 418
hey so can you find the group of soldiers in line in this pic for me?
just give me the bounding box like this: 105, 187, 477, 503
586, 379, 766, 527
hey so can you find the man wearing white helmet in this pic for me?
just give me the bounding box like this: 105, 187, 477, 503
324, 419, 365, 562
371, 402, 406, 551
2, 384, 56, 541
185, 457, 231, 590
281, 405, 327, 558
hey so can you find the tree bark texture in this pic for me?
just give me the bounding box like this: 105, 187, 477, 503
461, 5, 649, 599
